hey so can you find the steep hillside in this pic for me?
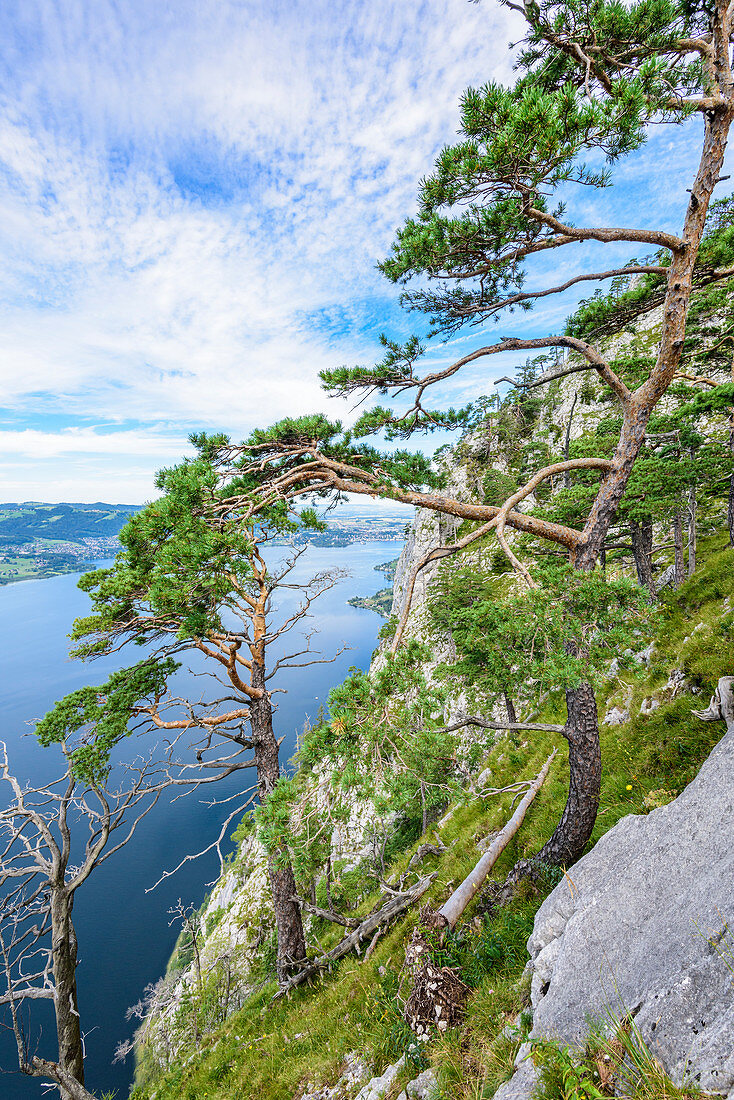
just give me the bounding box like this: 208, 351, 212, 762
129, 341, 734, 1099
130, 535, 732, 1100
130, 254, 734, 1100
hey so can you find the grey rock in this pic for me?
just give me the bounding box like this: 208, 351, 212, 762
300, 1052, 372, 1100
639, 696, 660, 716
661, 668, 689, 700
406, 1067, 438, 1098
475, 766, 494, 790
607, 657, 620, 680
354, 1056, 406, 1100
657, 564, 676, 590
603, 706, 630, 727
490, 1057, 538, 1100
633, 642, 656, 666
523, 715, 734, 1094
478, 830, 501, 854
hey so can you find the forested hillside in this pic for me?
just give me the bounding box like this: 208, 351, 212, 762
0, 502, 141, 583
0, 502, 140, 545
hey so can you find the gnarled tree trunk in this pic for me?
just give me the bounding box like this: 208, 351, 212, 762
687, 480, 697, 576
630, 517, 657, 596
250, 683, 307, 983
673, 509, 685, 588
50, 890, 84, 1098
534, 680, 601, 867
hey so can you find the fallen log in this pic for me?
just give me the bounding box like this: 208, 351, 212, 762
274, 872, 438, 998
403, 750, 556, 1036
438, 748, 556, 929
439, 716, 566, 735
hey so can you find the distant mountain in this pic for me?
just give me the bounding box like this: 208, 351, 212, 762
0, 503, 141, 547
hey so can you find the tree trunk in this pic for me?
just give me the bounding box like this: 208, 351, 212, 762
534, 680, 601, 867
50, 889, 84, 1097
687, 480, 697, 577
504, 693, 517, 727
250, 683, 307, 984
325, 854, 334, 909
558, 93, 734, 859
630, 517, 656, 596
673, 509, 685, 588
27, 1058, 97, 1100
266, 852, 307, 981
438, 751, 555, 927
563, 392, 579, 488
572, 103, 734, 570
728, 411, 734, 548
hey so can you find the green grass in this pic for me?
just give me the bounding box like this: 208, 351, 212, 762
532, 1009, 716, 1100
131, 544, 734, 1100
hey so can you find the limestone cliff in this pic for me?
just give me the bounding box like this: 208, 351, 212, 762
495, 678, 734, 1100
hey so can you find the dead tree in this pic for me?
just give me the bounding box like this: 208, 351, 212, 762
693, 675, 734, 731
629, 518, 657, 596
404, 753, 554, 1037
0, 739, 168, 1099
0, 641, 270, 1098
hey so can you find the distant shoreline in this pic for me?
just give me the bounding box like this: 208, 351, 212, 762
0, 501, 407, 587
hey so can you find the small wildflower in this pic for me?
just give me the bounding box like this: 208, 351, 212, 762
626, 784, 633, 790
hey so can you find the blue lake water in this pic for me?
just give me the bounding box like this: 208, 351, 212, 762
0, 540, 402, 1098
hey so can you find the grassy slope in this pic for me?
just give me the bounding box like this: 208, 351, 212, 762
132, 537, 733, 1100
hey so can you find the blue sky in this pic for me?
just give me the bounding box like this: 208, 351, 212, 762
0, 0, 728, 503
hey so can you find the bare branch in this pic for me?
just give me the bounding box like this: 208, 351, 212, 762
438, 716, 567, 734
145, 794, 257, 892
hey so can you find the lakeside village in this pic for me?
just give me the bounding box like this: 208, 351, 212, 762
0, 536, 122, 583
0, 510, 409, 584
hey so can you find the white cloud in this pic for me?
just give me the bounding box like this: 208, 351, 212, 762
0, 0, 523, 502
0, 1, 727, 502
0, 427, 188, 459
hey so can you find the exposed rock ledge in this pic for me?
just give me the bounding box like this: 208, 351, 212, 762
496, 680, 734, 1100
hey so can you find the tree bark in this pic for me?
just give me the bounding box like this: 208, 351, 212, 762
673, 509, 685, 588
274, 873, 437, 999
250, 682, 307, 984
572, 103, 734, 571
504, 693, 517, 727
556, 105, 734, 867
26, 1058, 97, 1100
50, 889, 84, 1097
728, 410, 734, 548
687, 480, 697, 577
630, 517, 657, 596
534, 680, 601, 867
692, 675, 734, 731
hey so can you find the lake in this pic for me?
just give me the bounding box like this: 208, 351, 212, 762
0, 540, 402, 1098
